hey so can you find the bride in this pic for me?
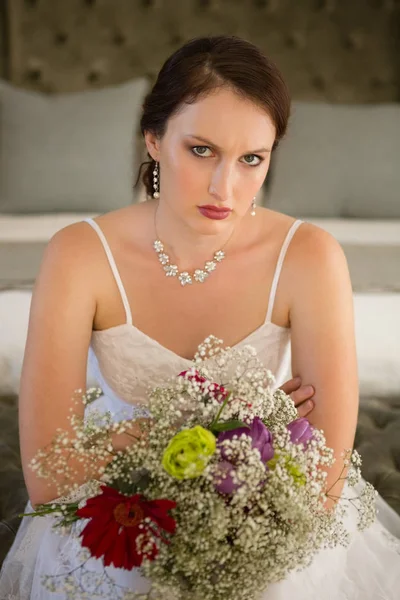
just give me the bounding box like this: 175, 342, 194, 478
1, 35, 399, 599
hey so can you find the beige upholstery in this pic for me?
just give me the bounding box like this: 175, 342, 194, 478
2, 0, 399, 102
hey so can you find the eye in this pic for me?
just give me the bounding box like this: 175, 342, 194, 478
191, 146, 264, 167
191, 146, 213, 157
241, 154, 264, 167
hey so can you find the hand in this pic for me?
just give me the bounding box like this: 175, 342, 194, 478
279, 377, 315, 419
111, 417, 154, 452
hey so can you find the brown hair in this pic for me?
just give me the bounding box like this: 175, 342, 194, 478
134, 35, 291, 198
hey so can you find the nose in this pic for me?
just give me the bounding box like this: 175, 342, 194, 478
208, 162, 234, 203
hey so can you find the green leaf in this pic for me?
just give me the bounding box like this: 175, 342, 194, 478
210, 420, 250, 433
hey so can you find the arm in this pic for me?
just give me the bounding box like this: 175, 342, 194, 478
288, 224, 359, 506
19, 223, 144, 508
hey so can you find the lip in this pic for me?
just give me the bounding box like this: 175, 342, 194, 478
198, 205, 232, 213
198, 206, 232, 220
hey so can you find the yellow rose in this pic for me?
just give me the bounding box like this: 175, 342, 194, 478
162, 426, 216, 480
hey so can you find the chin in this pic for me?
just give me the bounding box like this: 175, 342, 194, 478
193, 210, 235, 231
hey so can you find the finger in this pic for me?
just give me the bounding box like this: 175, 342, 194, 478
279, 377, 302, 395
296, 399, 314, 418
291, 385, 315, 407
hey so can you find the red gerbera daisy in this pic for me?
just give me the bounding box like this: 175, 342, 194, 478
75, 485, 177, 570
178, 369, 228, 403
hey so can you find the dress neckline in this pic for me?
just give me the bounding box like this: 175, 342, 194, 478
91, 319, 290, 364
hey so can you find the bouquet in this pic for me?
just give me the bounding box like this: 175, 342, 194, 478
24, 336, 377, 600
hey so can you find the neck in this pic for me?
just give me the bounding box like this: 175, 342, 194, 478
152, 199, 240, 271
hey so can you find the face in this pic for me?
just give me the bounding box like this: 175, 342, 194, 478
144, 86, 276, 233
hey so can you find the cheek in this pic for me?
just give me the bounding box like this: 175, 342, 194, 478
236, 164, 267, 196
250, 159, 271, 190
168, 150, 204, 194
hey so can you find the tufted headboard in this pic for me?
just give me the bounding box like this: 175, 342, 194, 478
2, 0, 400, 101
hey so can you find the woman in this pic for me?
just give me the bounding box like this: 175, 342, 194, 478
1, 35, 399, 599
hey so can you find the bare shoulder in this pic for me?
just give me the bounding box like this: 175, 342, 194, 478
38, 203, 147, 320
286, 222, 355, 326
43, 221, 94, 273
47, 202, 145, 262
256, 211, 350, 325
292, 220, 344, 255
283, 219, 349, 278
254, 208, 347, 282
85, 202, 150, 244
31, 221, 102, 333
37, 215, 125, 308
260, 209, 344, 258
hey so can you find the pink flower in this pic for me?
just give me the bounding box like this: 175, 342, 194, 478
178, 369, 228, 403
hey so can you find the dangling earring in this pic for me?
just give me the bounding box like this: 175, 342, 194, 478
153, 161, 160, 199
251, 197, 256, 216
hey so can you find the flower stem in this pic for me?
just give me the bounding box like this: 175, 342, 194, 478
19, 502, 79, 518
209, 391, 232, 429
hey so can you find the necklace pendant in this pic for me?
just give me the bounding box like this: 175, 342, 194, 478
205, 260, 217, 273
152, 225, 232, 284
158, 253, 169, 266
194, 269, 208, 283
178, 272, 192, 286
153, 240, 164, 253
164, 264, 178, 277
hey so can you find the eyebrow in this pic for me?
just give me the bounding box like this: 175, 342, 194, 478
184, 134, 271, 154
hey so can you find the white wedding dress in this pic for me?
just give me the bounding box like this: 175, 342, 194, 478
1, 217, 400, 600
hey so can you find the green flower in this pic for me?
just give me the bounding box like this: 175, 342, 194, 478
267, 451, 306, 487
162, 426, 216, 480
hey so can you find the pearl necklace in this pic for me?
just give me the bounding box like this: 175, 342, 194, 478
152, 207, 235, 287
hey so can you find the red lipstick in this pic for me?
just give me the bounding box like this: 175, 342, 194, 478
198, 205, 232, 220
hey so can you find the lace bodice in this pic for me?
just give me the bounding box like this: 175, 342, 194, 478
84, 217, 304, 414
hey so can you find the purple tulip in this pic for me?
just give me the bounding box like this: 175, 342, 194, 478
213, 460, 240, 495
217, 417, 274, 463
287, 418, 314, 446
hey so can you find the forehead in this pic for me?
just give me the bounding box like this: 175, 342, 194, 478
166, 87, 276, 143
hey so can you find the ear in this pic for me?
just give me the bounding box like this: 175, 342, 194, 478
144, 131, 161, 162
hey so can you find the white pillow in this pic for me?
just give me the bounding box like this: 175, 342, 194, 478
265, 102, 400, 219
0, 78, 149, 214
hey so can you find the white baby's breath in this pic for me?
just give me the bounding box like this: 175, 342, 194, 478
29, 335, 377, 600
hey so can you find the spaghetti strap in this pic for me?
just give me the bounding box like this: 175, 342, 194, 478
265, 219, 304, 323
83, 217, 133, 326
